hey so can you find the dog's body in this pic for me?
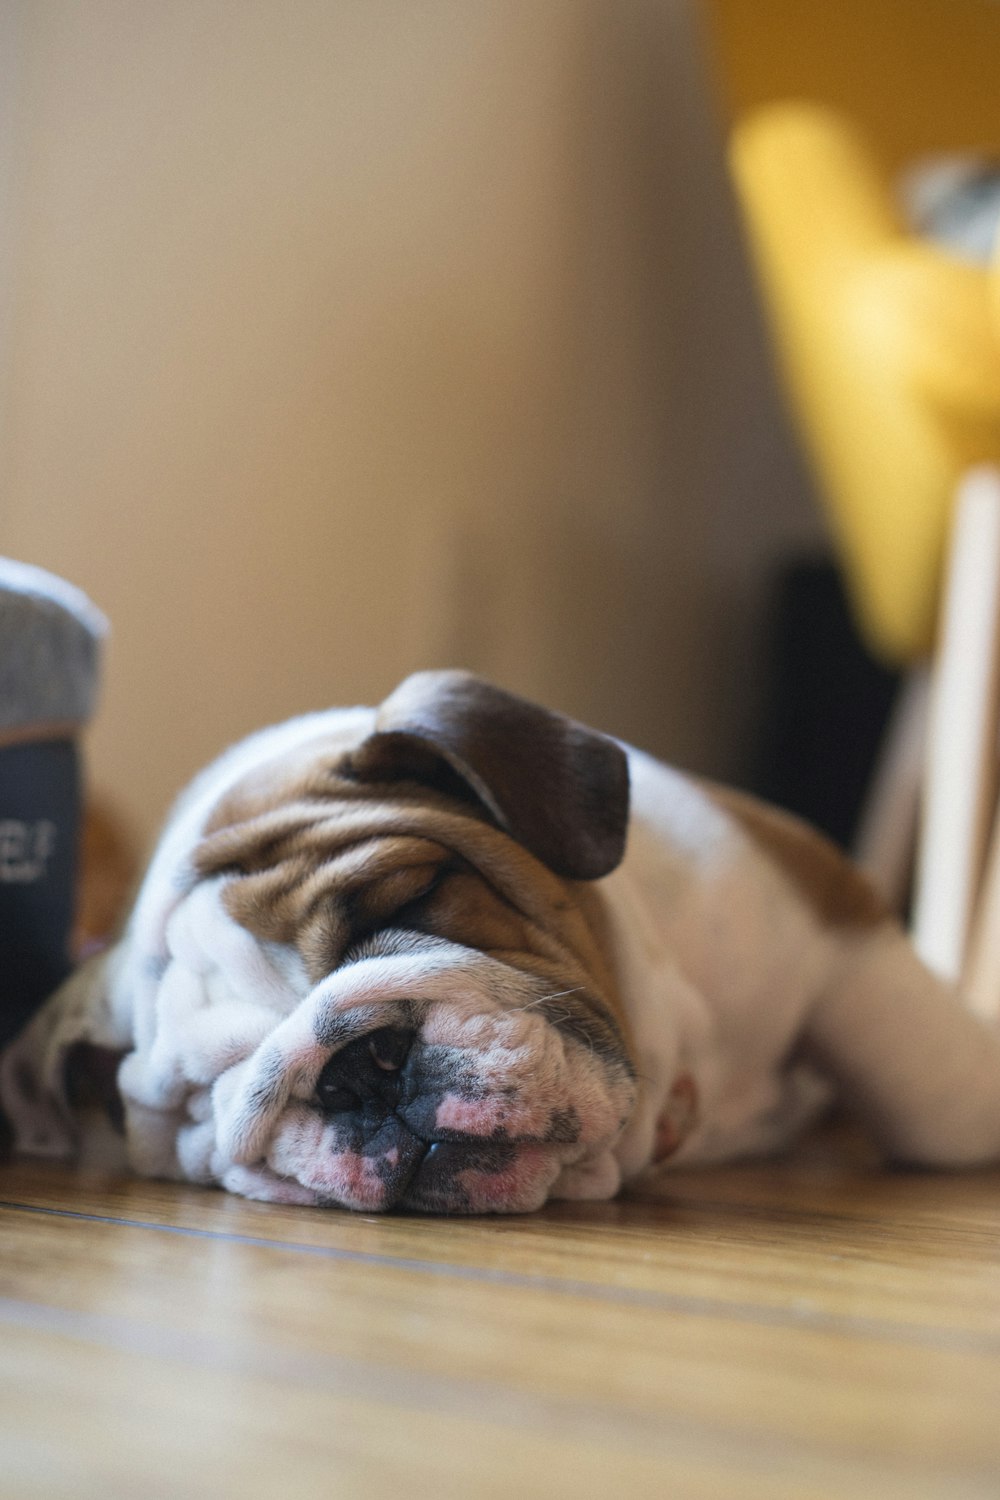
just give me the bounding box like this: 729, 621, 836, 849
5, 671, 1000, 1212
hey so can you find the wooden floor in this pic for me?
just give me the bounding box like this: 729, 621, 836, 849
3, 1130, 1000, 1500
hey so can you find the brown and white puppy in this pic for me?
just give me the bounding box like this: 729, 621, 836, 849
4, 670, 1000, 1213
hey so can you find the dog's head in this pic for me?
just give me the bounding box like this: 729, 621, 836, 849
115, 671, 637, 1213
186, 671, 636, 1212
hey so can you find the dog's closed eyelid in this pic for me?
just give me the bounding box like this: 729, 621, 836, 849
397, 858, 464, 904
390, 864, 459, 920
343, 864, 463, 957
346, 860, 452, 929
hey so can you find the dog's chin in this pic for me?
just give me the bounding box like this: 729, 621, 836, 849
266, 1120, 624, 1215
333, 1138, 573, 1216
256, 1010, 635, 1215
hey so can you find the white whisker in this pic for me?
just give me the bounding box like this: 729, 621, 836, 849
508, 985, 587, 1014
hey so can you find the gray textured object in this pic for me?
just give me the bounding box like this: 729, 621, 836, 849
898, 155, 1000, 265
0, 559, 107, 1055
0, 558, 107, 733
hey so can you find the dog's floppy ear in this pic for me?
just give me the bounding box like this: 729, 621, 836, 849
343, 670, 629, 880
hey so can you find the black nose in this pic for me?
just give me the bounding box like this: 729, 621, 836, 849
316, 1026, 415, 1114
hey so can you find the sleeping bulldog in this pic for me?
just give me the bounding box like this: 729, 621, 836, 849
4, 670, 1000, 1213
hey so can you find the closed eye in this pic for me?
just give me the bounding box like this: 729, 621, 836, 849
342, 861, 459, 952
390, 863, 456, 925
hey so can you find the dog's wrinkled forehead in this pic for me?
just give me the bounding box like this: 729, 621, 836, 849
186, 666, 634, 1074
198, 668, 629, 882
192, 670, 631, 983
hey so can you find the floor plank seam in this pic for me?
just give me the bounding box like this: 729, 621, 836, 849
4, 1199, 1000, 1356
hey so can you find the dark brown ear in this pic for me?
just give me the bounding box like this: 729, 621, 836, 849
342, 670, 630, 880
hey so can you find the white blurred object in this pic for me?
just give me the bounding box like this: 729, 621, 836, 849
911, 469, 1000, 1016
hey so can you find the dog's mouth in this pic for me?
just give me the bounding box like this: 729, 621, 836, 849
299, 1023, 584, 1212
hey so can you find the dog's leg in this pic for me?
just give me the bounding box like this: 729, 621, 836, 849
806, 923, 1000, 1165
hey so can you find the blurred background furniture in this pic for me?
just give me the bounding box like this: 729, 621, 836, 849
703, 0, 1000, 1009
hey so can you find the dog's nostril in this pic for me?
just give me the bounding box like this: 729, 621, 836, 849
367, 1026, 413, 1073
316, 1026, 415, 1114
316, 1076, 359, 1114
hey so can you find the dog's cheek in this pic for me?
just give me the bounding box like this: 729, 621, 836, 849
220, 1161, 324, 1206
418, 1009, 573, 1135
432, 1086, 526, 1138
429, 1053, 566, 1141
264, 1105, 338, 1192
548, 1148, 622, 1202
451, 1143, 562, 1213
265, 1105, 417, 1210
560, 1038, 636, 1146
446, 1028, 628, 1149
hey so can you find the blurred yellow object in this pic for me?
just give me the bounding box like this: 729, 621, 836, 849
704, 0, 1000, 663
729, 103, 1000, 663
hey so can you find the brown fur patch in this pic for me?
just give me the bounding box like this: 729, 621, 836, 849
75, 798, 138, 956
703, 783, 890, 931
194, 744, 632, 1064
344, 670, 631, 881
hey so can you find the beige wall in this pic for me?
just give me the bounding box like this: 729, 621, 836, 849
0, 0, 822, 851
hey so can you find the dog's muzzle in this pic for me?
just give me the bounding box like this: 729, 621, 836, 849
173, 935, 636, 1214
313, 1022, 582, 1211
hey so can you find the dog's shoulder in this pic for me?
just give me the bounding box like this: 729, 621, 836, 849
624, 748, 889, 933
697, 781, 890, 931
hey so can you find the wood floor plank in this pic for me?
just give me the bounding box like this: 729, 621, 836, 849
3, 1144, 1000, 1498
8, 1317, 983, 1500
4, 1155, 999, 1335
